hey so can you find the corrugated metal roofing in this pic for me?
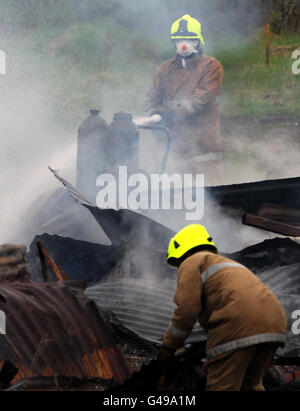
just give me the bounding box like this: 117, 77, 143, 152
85, 279, 206, 344
258, 264, 300, 295
0, 281, 132, 386
85, 239, 300, 360
226, 237, 300, 274
48, 169, 300, 361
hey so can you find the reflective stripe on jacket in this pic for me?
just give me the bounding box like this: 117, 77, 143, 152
162, 251, 287, 359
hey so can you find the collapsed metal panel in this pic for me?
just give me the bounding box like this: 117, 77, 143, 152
0, 282, 132, 386
55, 165, 300, 218
48, 169, 300, 360
85, 279, 206, 344
257, 264, 300, 295
252, 259, 300, 358
16, 187, 111, 247
28, 233, 300, 360
226, 237, 300, 272
87, 238, 300, 359
207, 176, 300, 212
27, 234, 123, 285
49, 167, 175, 249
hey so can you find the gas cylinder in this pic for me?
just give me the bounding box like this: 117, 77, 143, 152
76, 109, 110, 202
108, 111, 139, 173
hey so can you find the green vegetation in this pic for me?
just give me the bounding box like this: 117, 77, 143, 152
32, 20, 299, 122
4, 11, 299, 127
5, 18, 171, 127
215, 32, 300, 117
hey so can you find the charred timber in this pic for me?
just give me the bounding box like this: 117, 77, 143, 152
242, 214, 300, 237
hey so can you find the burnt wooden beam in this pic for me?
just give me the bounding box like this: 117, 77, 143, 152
257, 203, 300, 226
242, 214, 300, 237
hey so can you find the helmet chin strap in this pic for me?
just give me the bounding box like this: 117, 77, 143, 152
181, 55, 197, 69
179, 51, 197, 69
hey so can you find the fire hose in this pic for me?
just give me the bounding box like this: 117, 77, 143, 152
134, 115, 172, 174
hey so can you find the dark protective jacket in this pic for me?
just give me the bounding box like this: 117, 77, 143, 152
146, 53, 224, 157
163, 251, 287, 360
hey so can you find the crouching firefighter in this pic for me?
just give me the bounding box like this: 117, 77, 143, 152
157, 225, 287, 391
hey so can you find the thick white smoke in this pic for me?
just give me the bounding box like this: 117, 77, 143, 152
0, 1, 298, 253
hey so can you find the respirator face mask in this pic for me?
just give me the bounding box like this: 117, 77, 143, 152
175, 39, 199, 57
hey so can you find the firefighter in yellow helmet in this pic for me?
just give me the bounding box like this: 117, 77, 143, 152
157, 224, 287, 391
146, 15, 224, 185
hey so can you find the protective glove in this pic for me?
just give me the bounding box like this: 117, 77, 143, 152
150, 107, 175, 124
156, 345, 176, 363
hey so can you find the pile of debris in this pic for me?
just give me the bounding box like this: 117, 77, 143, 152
2, 171, 300, 391
0, 244, 30, 283
0, 245, 132, 391
208, 176, 300, 237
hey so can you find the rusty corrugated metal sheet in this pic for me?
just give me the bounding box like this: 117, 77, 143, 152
0, 282, 132, 387
0, 245, 29, 283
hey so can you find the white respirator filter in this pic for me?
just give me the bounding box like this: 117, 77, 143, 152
175, 39, 199, 57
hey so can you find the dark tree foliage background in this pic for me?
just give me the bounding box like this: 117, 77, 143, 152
1, 0, 299, 34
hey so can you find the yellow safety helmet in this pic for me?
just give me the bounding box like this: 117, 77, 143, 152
167, 224, 217, 267
170, 14, 205, 45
